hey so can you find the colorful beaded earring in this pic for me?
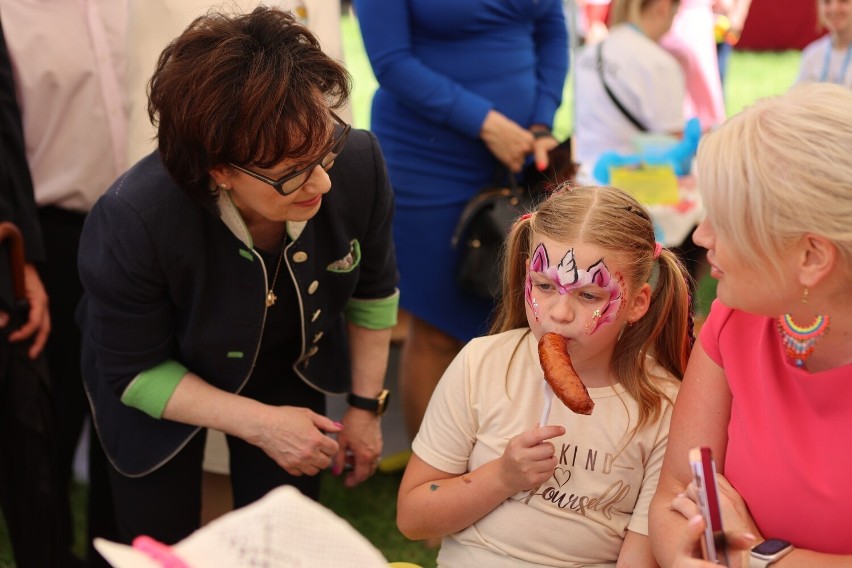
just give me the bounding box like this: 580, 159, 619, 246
776, 288, 830, 368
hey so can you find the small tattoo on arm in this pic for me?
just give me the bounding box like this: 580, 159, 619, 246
430, 484, 440, 491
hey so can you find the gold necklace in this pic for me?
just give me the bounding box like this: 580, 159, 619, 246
266, 246, 286, 307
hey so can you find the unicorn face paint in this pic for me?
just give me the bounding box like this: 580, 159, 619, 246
525, 242, 624, 335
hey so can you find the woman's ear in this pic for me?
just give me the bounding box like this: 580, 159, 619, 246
799, 234, 837, 288
628, 282, 652, 323
208, 164, 232, 189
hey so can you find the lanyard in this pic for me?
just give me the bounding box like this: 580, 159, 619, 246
820, 40, 852, 84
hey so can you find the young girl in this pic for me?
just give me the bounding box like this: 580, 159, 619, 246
397, 185, 693, 567
797, 0, 852, 88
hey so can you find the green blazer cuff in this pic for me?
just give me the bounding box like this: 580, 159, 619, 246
120, 359, 188, 419
344, 290, 399, 329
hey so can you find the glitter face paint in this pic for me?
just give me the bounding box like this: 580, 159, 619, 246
525, 243, 624, 334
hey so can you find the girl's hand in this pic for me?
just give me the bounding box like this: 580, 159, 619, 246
480, 110, 534, 173
498, 424, 565, 493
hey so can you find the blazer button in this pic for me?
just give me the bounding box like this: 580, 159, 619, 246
308, 280, 319, 294
312, 331, 324, 343
311, 309, 321, 322
293, 251, 308, 263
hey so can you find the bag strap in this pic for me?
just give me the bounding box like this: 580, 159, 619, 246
596, 42, 648, 132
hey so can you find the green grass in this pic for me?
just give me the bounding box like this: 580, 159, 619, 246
0, 15, 803, 568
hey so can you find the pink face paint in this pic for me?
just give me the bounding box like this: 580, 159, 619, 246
526, 243, 624, 334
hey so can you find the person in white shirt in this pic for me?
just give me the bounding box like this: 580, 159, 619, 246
574, 0, 685, 175
0, 2, 129, 565
797, 0, 852, 88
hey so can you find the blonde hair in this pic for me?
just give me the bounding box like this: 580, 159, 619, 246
491, 185, 693, 430
696, 82, 852, 277
611, 0, 677, 26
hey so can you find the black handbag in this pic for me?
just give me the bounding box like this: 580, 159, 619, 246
451, 171, 536, 300
451, 143, 578, 300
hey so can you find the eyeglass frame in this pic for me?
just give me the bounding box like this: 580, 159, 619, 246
227, 111, 351, 197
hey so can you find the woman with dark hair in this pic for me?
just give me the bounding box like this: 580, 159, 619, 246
77, 6, 398, 544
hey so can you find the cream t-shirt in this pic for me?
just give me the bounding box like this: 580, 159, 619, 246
413, 328, 680, 568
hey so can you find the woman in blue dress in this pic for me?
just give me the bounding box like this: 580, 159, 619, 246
356, 0, 568, 441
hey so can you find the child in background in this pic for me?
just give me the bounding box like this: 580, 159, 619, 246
397, 185, 693, 567
797, 0, 852, 87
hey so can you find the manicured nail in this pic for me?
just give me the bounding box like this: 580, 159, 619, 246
333, 421, 343, 429
689, 515, 703, 526
332, 463, 341, 476
537, 161, 546, 171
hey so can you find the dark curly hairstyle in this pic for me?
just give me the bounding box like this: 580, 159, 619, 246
148, 6, 351, 208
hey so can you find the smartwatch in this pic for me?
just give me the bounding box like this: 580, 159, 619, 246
750, 539, 794, 568
346, 389, 390, 416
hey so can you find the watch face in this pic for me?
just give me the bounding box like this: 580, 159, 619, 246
753, 539, 791, 555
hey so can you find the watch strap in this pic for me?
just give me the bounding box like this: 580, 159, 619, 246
346, 389, 390, 415
749, 557, 772, 568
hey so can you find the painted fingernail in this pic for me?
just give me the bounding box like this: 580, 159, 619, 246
332, 464, 341, 476
333, 421, 344, 429
537, 161, 546, 171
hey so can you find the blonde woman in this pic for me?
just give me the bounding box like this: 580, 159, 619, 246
650, 83, 852, 565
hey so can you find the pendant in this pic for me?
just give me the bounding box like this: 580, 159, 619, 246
776, 313, 830, 368
266, 290, 277, 307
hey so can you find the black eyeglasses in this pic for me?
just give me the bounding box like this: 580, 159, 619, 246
228, 111, 351, 196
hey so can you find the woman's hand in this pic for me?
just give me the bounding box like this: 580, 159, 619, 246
252, 405, 342, 476
670, 475, 759, 568
498, 424, 564, 493
3, 262, 51, 359
333, 407, 383, 488
480, 110, 535, 173
669, 513, 756, 568
680, 474, 762, 539
532, 131, 559, 172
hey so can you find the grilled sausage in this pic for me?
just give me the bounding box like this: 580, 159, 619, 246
538, 332, 594, 415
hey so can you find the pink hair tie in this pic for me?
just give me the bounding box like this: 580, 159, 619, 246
518, 213, 533, 222
132, 536, 191, 568
653, 242, 663, 260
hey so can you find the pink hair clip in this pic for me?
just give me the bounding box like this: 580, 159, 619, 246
132, 536, 191, 568
653, 242, 663, 260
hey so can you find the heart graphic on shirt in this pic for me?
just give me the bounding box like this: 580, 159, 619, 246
552, 467, 571, 487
